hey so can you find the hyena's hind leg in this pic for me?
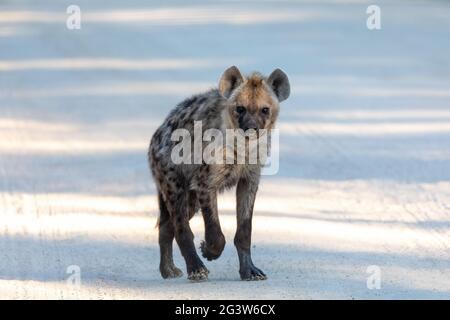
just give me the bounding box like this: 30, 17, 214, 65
158, 192, 183, 279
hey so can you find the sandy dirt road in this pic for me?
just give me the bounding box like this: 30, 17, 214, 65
1, 0, 450, 299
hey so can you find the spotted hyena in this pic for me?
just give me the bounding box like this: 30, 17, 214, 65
148, 66, 290, 281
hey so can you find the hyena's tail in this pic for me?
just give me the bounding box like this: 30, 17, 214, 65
155, 191, 170, 229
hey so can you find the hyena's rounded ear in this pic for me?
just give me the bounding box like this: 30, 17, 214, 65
219, 66, 244, 99
267, 68, 290, 102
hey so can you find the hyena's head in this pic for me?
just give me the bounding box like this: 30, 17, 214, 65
219, 66, 290, 132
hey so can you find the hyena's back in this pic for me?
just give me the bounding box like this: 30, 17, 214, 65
150, 89, 223, 160
148, 89, 224, 198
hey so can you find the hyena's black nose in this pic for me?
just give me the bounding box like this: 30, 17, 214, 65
239, 114, 258, 132
244, 125, 258, 132
242, 120, 258, 132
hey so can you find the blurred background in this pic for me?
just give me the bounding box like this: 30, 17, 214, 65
0, 0, 450, 299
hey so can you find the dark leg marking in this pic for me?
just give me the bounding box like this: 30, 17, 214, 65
235, 177, 267, 281
158, 192, 183, 279
199, 190, 226, 261
172, 190, 209, 281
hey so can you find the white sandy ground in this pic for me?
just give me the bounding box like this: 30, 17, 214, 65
1, 0, 450, 299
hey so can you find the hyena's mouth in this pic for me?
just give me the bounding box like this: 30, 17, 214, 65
245, 130, 258, 140
243, 128, 267, 141
236, 128, 259, 140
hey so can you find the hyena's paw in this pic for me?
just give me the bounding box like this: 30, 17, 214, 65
240, 265, 267, 281
160, 264, 183, 279
200, 238, 225, 261
188, 266, 209, 282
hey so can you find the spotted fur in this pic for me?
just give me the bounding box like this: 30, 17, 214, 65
148, 66, 290, 281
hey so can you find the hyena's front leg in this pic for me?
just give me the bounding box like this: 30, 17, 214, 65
172, 190, 209, 281
235, 177, 267, 281
199, 190, 226, 261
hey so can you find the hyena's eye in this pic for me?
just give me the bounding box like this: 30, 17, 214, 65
261, 107, 270, 115
235, 106, 246, 114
